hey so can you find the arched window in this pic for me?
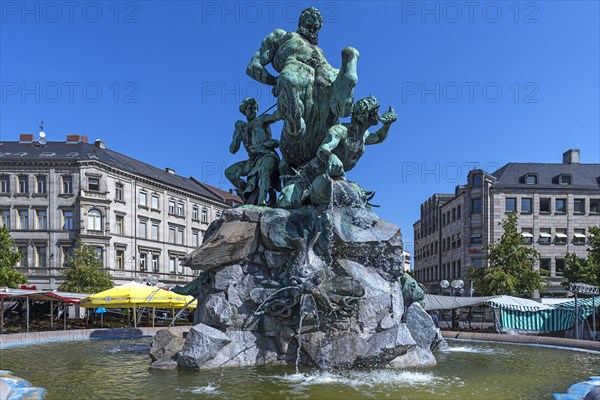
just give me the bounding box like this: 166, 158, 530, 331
88, 209, 102, 231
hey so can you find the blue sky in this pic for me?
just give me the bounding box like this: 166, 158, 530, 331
1, 1, 599, 253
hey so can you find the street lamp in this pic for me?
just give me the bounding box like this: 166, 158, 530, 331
440, 279, 465, 330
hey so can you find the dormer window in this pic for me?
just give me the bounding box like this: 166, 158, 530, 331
525, 174, 538, 184
560, 174, 572, 185
472, 174, 482, 187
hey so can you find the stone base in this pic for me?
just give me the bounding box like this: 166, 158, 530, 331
165, 205, 438, 370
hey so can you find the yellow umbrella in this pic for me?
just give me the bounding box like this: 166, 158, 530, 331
80, 282, 197, 327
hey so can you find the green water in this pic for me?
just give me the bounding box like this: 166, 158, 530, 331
1, 338, 598, 399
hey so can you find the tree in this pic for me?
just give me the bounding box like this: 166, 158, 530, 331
60, 240, 113, 293
563, 226, 600, 287
469, 212, 547, 296
0, 225, 28, 288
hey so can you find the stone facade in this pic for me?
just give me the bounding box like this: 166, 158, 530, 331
414, 149, 600, 296
0, 134, 241, 290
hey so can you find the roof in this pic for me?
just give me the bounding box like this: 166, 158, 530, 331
0, 288, 89, 304
0, 141, 242, 205
491, 162, 600, 190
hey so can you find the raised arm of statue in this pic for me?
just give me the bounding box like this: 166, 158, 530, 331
246, 29, 286, 86
365, 107, 397, 145
230, 120, 245, 154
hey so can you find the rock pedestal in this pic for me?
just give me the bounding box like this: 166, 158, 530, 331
164, 203, 440, 370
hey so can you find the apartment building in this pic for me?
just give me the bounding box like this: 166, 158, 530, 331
0, 133, 241, 290
414, 149, 600, 296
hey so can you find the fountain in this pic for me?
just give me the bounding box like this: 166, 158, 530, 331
152, 7, 442, 371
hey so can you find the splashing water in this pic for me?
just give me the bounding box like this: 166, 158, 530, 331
295, 294, 308, 373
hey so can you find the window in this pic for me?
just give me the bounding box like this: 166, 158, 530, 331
151, 194, 159, 209
442, 214, 446, 225
472, 257, 484, 268
201, 208, 208, 222
452, 208, 456, 221
139, 252, 148, 272
574, 229, 586, 245
62, 175, 73, 194
526, 174, 538, 184
177, 202, 184, 216
470, 229, 482, 245
36, 210, 47, 230
456, 233, 461, 247
451, 234, 456, 249
457, 205, 461, 219
139, 191, 147, 206
169, 226, 176, 243
471, 198, 481, 214
62, 246, 73, 267
168, 200, 176, 214
521, 198, 532, 214
521, 228, 533, 244
18, 176, 28, 193
115, 183, 123, 201
18, 210, 28, 229
178, 257, 183, 274
138, 219, 147, 239
88, 177, 100, 191
94, 247, 103, 263
539, 258, 550, 274
540, 198, 551, 213
472, 174, 482, 186
539, 228, 551, 244
555, 198, 566, 213
151, 222, 159, 241
1, 210, 10, 229
176, 227, 184, 245
115, 215, 124, 235
574, 199, 585, 214
1, 175, 10, 193
62, 210, 74, 230
87, 209, 102, 231
36, 176, 47, 194
192, 206, 199, 221
18, 246, 28, 267
555, 258, 565, 277
36, 246, 47, 268
505, 198, 516, 213
169, 256, 176, 273
152, 254, 159, 273
560, 174, 572, 185
591, 199, 600, 214
116, 249, 125, 270
555, 228, 567, 245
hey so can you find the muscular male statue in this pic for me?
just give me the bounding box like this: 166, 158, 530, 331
225, 98, 281, 206
278, 96, 397, 208
246, 7, 359, 170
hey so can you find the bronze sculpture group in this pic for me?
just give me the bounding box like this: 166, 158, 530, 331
226, 7, 397, 208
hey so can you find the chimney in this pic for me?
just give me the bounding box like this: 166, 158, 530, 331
94, 139, 106, 149
81, 135, 88, 143
563, 149, 580, 164
19, 134, 34, 143
165, 168, 175, 175
66, 134, 80, 143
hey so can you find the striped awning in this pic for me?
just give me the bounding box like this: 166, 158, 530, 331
498, 297, 599, 332
484, 295, 551, 311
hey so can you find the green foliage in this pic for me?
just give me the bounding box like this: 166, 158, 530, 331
563, 226, 600, 287
60, 240, 113, 293
469, 213, 546, 296
0, 225, 28, 288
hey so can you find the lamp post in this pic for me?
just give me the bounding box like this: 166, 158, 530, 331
441, 279, 464, 330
